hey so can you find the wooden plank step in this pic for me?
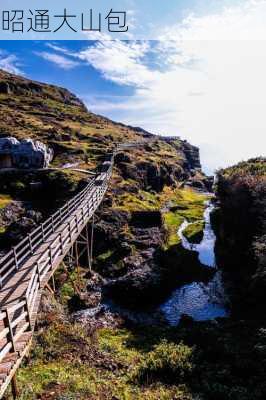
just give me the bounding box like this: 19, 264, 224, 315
16, 342, 27, 352
17, 331, 32, 341
0, 362, 13, 373
3, 352, 19, 362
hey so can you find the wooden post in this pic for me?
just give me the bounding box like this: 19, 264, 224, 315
81, 207, 85, 225
41, 223, 45, 241
28, 234, 33, 254
68, 221, 72, 242
49, 245, 53, 266
75, 241, 81, 287
75, 214, 79, 233
5, 308, 15, 352
85, 224, 91, 272
11, 375, 19, 399
13, 248, 18, 270
51, 274, 56, 292
45, 282, 54, 295
51, 216, 55, 233
90, 214, 94, 270
36, 261, 41, 285
59, 232, 64, 254
24, 297, 32, 331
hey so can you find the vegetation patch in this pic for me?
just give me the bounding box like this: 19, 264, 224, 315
163, 189, 208, 249
0, 194, 12, 209
183, 221, 204, 244
164, 211, 184, 247
133, 339, 194, 385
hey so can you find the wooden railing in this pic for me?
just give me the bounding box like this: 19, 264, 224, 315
0, 150, 117, 398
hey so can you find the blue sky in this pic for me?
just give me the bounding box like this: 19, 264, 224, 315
0, 1, 266, 173
0, 41, 128, 96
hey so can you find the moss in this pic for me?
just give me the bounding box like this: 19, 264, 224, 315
163, 189, 208, 249
0, 194, 12, 208
114, 190, 160, 212
183, 221, 204, 244
164, 211, 184, 247
97, 249, 115, 262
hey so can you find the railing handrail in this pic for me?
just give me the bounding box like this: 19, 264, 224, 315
0, 142, 144, 397
0, 160, 113, 365
0, 153, 117, 285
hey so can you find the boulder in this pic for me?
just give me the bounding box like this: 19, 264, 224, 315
0, 137, 53, 169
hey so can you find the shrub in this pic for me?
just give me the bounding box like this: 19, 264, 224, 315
133, 340, 194, 384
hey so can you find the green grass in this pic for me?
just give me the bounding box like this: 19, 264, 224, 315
114, 190, 160, 212
133, 339, 193, 385
13, 323, 193, 400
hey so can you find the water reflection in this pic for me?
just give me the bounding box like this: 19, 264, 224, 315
160, 202, 228, 325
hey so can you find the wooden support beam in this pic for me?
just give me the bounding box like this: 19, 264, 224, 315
90, 214, 95, 270
51, 275, 56, 292
85, 223, 91, 273
24, 297, 33, 331
11, 375, 19, 399
75, 241, 81, 288
44, 282, 54, 295
5, 309, 16, 353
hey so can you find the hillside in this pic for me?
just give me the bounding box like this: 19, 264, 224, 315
0, 69, 205, 179
0, 68, 211, 257
0, 70, 218, 399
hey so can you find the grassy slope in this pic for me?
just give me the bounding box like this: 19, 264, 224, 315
14, 321, 193, 400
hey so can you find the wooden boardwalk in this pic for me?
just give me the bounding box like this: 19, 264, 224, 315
0, 147, 121, 398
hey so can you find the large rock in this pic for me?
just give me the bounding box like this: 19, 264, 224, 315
0, 137, 53, 168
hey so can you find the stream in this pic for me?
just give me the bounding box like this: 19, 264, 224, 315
79, 201, 229, 327
160, 202, 229, 325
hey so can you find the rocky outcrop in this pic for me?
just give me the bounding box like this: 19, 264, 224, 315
214, 158, 266, 315
0, 70, 86, 109
0, 137, 53, 168
181, 141, 201, 170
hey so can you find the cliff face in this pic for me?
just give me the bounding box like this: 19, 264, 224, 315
214, 158, 266, 312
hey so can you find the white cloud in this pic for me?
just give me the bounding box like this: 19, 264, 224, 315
0, 52, 23, 75
77, 40, 161, 87
160, 0, 266, 41
43, 1, 266, 173
36, 52, 80, 70
79, 0, 266, 173
46, 43, 72, 54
